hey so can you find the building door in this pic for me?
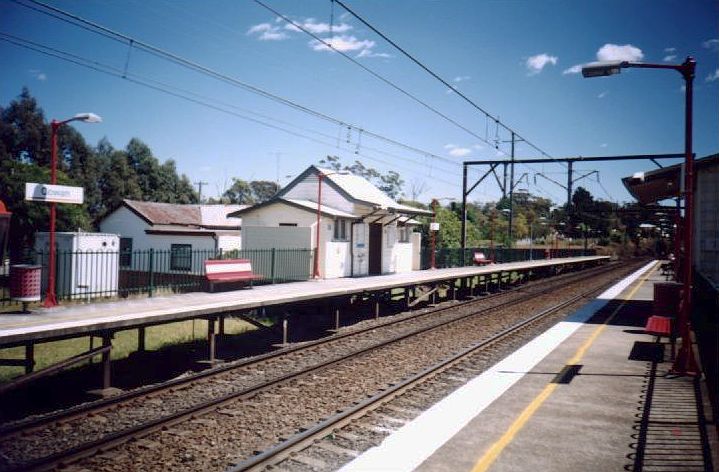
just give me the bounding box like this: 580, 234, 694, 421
369, 223, 383, 275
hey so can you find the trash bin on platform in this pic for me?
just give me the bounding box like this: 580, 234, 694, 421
10, 264, 42, 311
653, 281, 682, 318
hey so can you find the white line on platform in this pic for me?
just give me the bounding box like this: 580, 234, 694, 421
339, 260, 657, 472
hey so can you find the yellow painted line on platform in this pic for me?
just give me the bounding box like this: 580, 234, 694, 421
470, 261, 657, 472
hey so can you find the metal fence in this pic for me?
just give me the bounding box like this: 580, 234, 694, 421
419, 247, 596, 270
1, 247, 313, 306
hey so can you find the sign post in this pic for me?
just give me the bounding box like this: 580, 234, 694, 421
25, 182, 84, 307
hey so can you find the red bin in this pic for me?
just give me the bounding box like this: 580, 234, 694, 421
9, 265, 42, 302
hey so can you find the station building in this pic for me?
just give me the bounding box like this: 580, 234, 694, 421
99, 200, 244, 270
230, 166, 433, 278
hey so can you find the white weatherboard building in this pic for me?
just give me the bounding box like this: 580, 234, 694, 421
99, 200, 244, 271
230, 166, 431, 278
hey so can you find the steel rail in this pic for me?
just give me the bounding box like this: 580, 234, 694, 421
4, 263, 632, 471
230, 264, 637, 472
0, 261, 614, 438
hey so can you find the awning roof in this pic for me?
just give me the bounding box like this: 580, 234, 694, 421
622, 154, 718, 205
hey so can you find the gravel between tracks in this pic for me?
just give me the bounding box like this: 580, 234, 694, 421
0, 263, 636, 471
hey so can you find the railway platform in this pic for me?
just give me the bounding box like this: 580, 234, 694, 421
0, 256, 606, 393
341, 260, 718, 472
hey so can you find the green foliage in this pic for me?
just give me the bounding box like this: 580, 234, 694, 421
319, 155, 404, 199
1, 89, 198, 248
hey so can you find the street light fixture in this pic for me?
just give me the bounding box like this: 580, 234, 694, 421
45, 112, 102, 307
582, 56, 697, 376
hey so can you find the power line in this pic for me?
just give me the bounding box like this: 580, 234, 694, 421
253, 0, 504, 153
332, 0, 554, 160
12, 0, 466, 172
1, 32, 466, 191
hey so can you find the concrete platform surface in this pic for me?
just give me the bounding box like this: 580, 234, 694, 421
0, 256, 606, 346
341, 260, 718, 472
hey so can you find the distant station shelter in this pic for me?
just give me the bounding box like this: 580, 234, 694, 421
230, 166, 433, 278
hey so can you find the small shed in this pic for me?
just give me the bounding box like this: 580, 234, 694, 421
34, 232, 120, 299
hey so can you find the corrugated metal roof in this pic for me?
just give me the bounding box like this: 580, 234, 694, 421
123, 200, 244, 228
284, 198, 359, 218
316, 167, 433, 216
622, 154, 719, 204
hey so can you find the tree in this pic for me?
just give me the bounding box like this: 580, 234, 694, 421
0, 87, 49, 166
223, 178, 255, 204
250, 180, 280, 203
318, 155, 404, 199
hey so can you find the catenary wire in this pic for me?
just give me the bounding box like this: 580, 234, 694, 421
0, 32, 474, 192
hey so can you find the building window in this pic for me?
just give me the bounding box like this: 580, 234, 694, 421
279, 223, 298, 227
170, 244, 192, 271
398, 226, 411, 243
334, 219, 349, 241
119, 237, 132, 267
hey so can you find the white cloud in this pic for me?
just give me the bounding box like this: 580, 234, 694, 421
525, 53, 558, 75
597, 91, 608, 99
680, 84, 686, 93
664, 47, 676, 53
444, 144, 472, 157
706, 68, 719, 82
663, 54, 677, 62
310, 35, 375, 53
703, 38, 719, 50
472, 144, 483, 150
562, 64, 582, 75
453, 76, 470, 83
247, 22, 289, 41
600, 143, 608, 148
596, 43, 644, 62
286, 18, 352, 35
356, 49, 391, 59
37, 73, 47, 81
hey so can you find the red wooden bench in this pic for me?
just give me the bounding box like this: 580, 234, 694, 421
473, 252, 494, 266
644, 315, 675, 359
204, 259, 262, 292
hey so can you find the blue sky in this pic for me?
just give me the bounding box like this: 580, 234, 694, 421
2, 0, 717, 205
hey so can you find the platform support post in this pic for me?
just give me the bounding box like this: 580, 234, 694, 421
219, 316, 225, 336
138, 327, 146, 352
25, 343, 34, 374
282, 317, 288, 345
101, 333, 112, 390
404, 287, 411, 310
208, 318, 217, 363
374, 296, 380, 320
334, 307, 340, 331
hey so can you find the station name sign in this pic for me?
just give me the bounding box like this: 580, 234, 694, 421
25, 183, 84, 204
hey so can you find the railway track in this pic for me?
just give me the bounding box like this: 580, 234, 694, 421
0, 260, 642, 471
232, 265, 638, 472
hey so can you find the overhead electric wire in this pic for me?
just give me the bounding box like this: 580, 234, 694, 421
253, 0, 502, 153
12, 0, 466, 172
333, 0, 554, 160
0, 32, 470, 191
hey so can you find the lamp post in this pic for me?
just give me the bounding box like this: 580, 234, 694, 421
582, 56, 697, 375
313, 170, 348, 279
45, 113, 102, 307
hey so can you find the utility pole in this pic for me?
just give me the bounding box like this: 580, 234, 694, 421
566, 160, 573, 214
508, 132, 516, 245
195, 180, 208, 203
